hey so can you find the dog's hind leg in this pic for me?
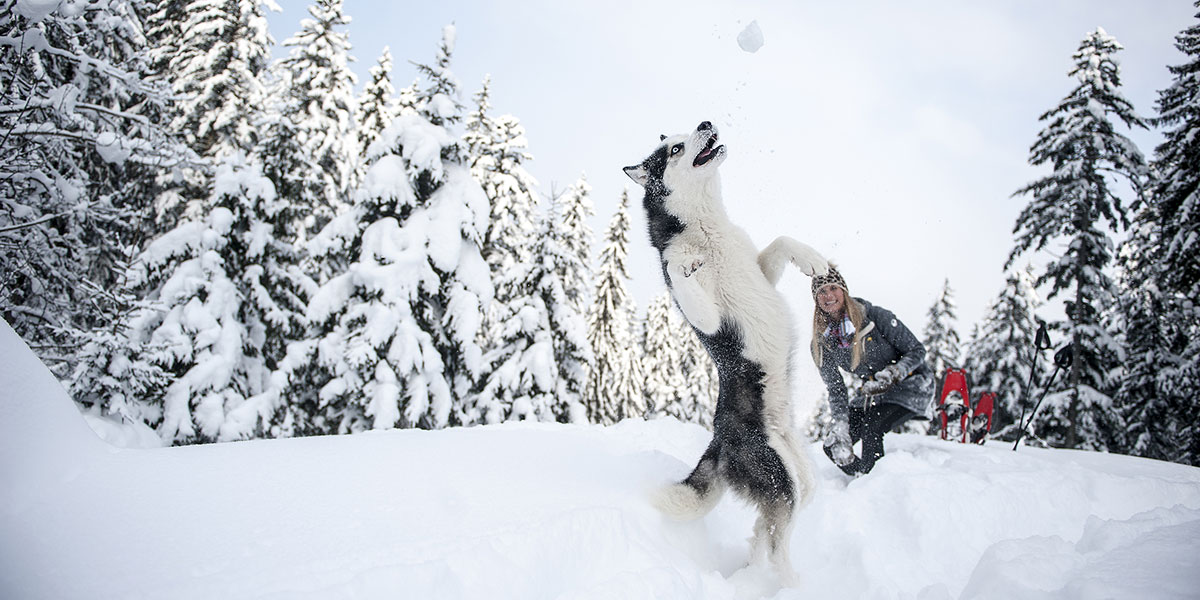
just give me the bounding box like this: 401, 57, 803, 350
729, 437, 799, 584
754, 496, 798, 586
653, 437, 726, 520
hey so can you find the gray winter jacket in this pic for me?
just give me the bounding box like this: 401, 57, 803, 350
817, 298, 933, 423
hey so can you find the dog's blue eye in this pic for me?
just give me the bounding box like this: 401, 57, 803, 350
671, 144, 684, 155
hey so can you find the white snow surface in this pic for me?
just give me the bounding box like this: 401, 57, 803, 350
2, 319, 1199, 600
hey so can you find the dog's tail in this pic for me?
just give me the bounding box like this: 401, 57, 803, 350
653, 439, 725, 520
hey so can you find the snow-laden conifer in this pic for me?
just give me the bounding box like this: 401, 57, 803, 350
963, 266, 1046, 438
922, 278, 962, 380
463, 78, 540, 369
1118, 6, 1200, 466
525, 187, 596, 423
276, 0, 358, 231
1, 1, 191, 379
464, 77, 540, 282
396, 79, 420, 117
1113, 218, 1172, 459
677, 314, 718, 429
412, 25, 462, 129
463, 78, 559, 424
586, 190, 645, 424
158, 0, 276, 160
468, 259, 556, 423
1008, 28, 1149, 450
121, 155, 307, 443
556, 175, 597, 316
642, 292, 686, 420
254, 92, 323, 246
297, 32, 491, 431
358, 47, 400, 161
642, 291, 716, 426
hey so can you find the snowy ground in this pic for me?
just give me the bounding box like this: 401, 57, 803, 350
3, 321, 1200, 600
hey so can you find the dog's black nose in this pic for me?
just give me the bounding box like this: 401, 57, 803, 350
698, 121, 712, 131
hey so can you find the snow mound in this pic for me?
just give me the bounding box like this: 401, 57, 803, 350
2, 318, 1199, 599
738, 20, 764, 53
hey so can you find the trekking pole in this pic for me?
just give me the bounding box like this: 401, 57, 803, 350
1013, 343, 1074, 450
1012, 321, 1052, 451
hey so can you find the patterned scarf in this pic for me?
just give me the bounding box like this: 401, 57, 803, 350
823, 313, 855, 349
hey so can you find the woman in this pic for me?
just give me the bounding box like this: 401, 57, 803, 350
812, 265, 932, 475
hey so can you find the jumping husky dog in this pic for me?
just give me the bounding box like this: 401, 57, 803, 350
624, 121, 827, 581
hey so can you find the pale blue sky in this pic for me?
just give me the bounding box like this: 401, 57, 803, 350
269, 1, 1192, 373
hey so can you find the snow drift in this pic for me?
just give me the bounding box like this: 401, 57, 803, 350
1, 319, 1198, 599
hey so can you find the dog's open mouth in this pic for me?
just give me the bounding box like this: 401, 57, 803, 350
693, 133, 723, 167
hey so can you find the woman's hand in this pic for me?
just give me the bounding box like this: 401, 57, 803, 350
823, 421, 855, 466
862, 364, 904, 395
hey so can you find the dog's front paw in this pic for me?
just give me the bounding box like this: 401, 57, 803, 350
681, 258, 704, 278
787, 243, 828, 277
796, 252, 829, 277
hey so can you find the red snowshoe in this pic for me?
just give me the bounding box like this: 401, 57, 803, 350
969, 392, 994, 444
936, 368, 971, 443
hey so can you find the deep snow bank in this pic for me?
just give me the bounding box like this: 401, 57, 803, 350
2, 320, 1199, 600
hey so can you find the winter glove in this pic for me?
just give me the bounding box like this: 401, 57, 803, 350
862, 364, 905, 396
823, 421, 856, 467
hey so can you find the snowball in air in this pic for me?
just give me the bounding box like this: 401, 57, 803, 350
738, 21, 764, 53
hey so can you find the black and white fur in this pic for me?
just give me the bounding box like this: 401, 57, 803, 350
624, 121, 827, 581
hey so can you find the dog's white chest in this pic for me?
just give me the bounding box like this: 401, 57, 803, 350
664, 221, 792, 367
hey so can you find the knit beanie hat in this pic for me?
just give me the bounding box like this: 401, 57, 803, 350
811, 265, 848, 301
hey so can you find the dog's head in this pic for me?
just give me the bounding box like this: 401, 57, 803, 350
623, 121, 726, 196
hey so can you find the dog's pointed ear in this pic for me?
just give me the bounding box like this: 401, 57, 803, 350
623, 164, 649, 187
659, 134, 667, 141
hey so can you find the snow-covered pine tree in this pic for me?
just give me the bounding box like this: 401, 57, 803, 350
642, 291, 717, 426
1007, 28, 1149, 451
140, 0, 207, 237
467, 256, 555, 424
468, 199, 601, 425
1118, 6, 1200, 466
586, 190, 645, 424
487, 173, 598, 421
145, 0, 187, 81
0, 1, 190, 379
412, 24, 462, 129
276, 0, 358, 233
922, 278, 962, 380
409, 24, 493, 418
533, 186, 595, 423
254, 88, 324, 249
462, 77, 556, 424
676, 309, 718, 429
557, 175, 597, 318
463, 77, 541, 280
643, 290, 715, 427
298, 30, 491, 432
396, 79, 420, 117
357, 46, 399, 160
642, 292, 687, 420
158, 0, 275, 161
116, 155, 307, 443
1114, 217, 1172, 460
69, 319, 171, 439
962, 266, 1046, 439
